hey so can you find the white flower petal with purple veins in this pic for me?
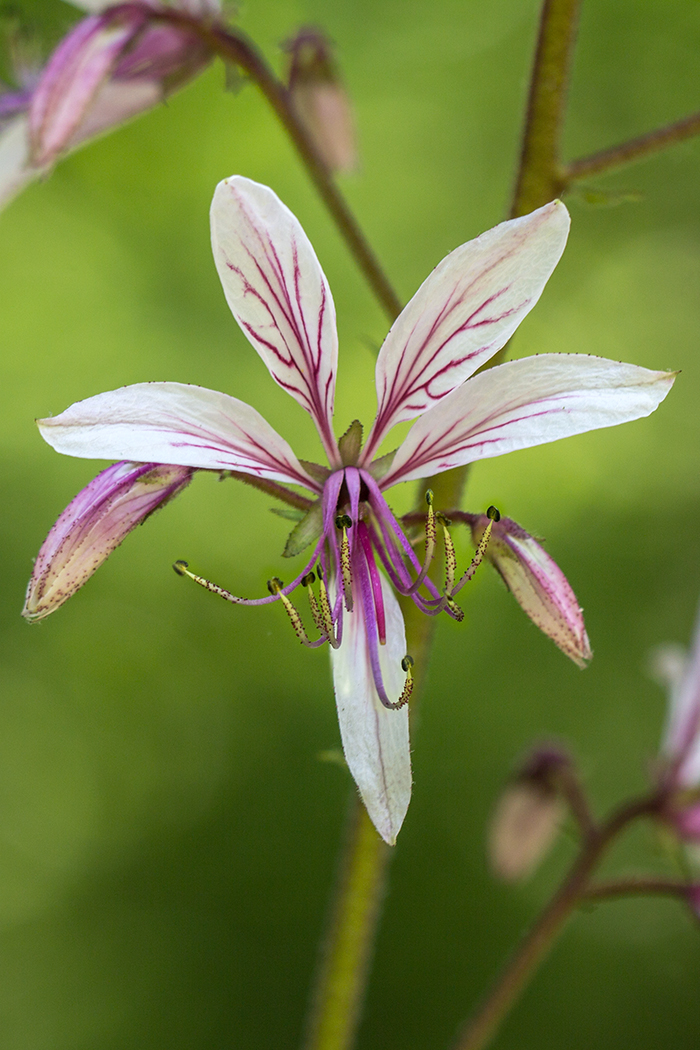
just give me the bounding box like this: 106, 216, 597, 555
330, 573, 411, 845
23, 461, 192, 622
383, 354, 676, 486
211, 177, 340, 464
362, 201, 570, 460
29, 12, 148, 166
38, 382, 318, 490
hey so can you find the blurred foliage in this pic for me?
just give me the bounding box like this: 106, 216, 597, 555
1, 0, 700, 1048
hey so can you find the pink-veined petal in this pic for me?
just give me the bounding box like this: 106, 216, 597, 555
29, 11, 147, 166
383, 354, 676, 486
37, 382, 318, 490
330, 574, 411, 844
23, 461, 192, 622
211, 176, 340, 464
362, 201, 570, 460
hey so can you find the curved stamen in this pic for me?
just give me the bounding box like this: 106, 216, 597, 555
267, 576, 328, 648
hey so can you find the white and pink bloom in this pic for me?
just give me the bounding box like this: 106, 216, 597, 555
0, 0, 219, 210
25, 176, 675, 842
655, 607, 700, 842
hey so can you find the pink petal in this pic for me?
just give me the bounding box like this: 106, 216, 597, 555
383, 354, 676, 486
211, 177, 340, 464
330, 574, 412, 844
464, 513, 591, 667
23, 461, 192, 622
37, 382, 318, 490
29, 11, 147, 166
362, 201, 570, 460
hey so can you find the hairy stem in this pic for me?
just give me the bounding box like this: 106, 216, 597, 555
452, 794, 660, 1050
302, 798, 391, 1050
565, 110, 700, 184
510, 0, 583, 217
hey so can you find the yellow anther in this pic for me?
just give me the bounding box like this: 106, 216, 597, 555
384, 654, 415, 710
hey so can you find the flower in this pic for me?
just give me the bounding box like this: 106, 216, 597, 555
456, 512, 592, 667
26, 176, 675, 842
654, 608, 700, 842
0, 0, 218, 211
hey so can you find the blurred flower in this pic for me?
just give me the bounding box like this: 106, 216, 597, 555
24, 461, 193, 622
0, 0, 219, 210
488, 748, 567, 882
28, 176, 675, 842
286, 27, 357, 173
458, 512, 591, 667
653, 607, 700, 842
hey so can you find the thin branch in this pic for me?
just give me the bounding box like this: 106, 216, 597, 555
553, 761, 598, 841
510, 0, 583, 218
149, 8, 402, 322
452, 791, 661, 1050
582, 877, 692, 903
565, 111, 700, 184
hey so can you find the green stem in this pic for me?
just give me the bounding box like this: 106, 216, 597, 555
452, 795, 660, 1050
510, 0, 583, 217
155, 10, 402, 322
564, 110, 700, 184
301, 798, 391, 1050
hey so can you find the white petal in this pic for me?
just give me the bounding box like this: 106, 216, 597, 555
0, 116, 42, 211
663, 604, 700, 785
211, 176, 339, 462
363, 201, 570, 459
330, 575, 411, 844
37, 382, 317, 489
384, 354, 676, 486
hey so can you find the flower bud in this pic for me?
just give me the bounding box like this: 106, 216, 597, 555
464, 513, 591, 668
23, 461, 193, 622
287, 28, 357, 173
487, 748, 567, 882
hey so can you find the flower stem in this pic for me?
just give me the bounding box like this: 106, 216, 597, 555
301, 797, 391, 1050
564, 111, 700, 185
152, 9, 402, 322
582, 876, 691, 903
452, 794, 660, 1050
510, 0, 583, 217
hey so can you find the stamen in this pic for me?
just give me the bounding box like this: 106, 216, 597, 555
382, 655, 414, 711
450, 505, 500, 598
315, 563, 340, 649
335, 514, 354, 612
173, 560, 249, 604
267, 576, 324, 649
437, 512, 457, 595
405, 488, 437, 596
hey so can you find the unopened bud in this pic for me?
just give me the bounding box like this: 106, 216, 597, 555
464, 512, 591, 668
286, 28, 357, 173
488, 778, 563, 883
23, 461, 193, 622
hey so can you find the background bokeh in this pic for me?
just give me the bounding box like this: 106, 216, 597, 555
2, 0, 700, 1046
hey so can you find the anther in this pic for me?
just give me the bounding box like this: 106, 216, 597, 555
383, 654, 414, 710
425, 489, 434, 507
450, 506, 500, 598
173, 560, 189, 576
335, 513, 353, 529
301, 571, 316, 587
267, 576, 284, 595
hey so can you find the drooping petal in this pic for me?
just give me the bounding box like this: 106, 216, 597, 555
0, 115, 43, 211
29, 11, 149, 166
383, 354, 676, 486
660, 605, 700, 781
211, 176, 340, 464
461, 512, 591, 667
330, 574, 411, 844
37, 382, 318, 490
362, 201, 570, 460
23, 461, 192, 622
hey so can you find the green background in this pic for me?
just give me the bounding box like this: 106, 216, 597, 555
2, 0, 700, 1046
